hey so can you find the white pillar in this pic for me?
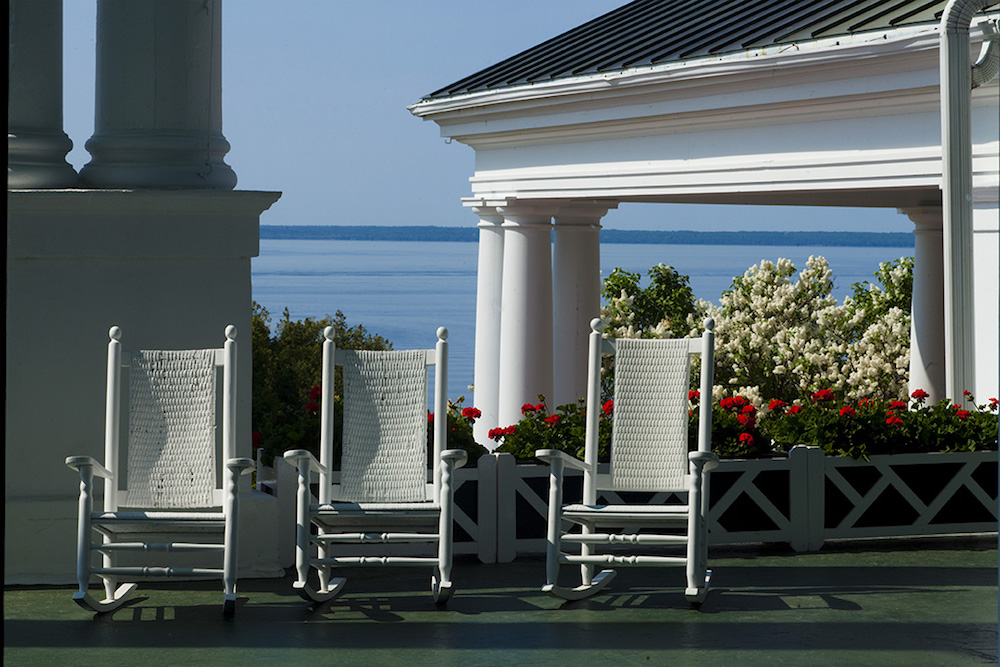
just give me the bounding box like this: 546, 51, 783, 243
496, 204, 557, 428
901, 207, 946, 404
80, 0, 237, 189
471, 208, 504, 446
551, 202, 616, 408
7, 0, 78, 188
972, 197, 999, 402
939, 0, 988, 402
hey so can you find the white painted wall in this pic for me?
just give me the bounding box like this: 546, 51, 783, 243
5, 190, 282, 584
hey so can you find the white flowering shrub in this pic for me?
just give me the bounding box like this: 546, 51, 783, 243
695, 255, 912, 403
602, 256, 914, 406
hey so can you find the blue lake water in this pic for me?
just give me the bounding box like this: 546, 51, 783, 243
252, 239, 913, 399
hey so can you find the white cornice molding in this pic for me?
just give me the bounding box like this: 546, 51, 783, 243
464, 143, 999, 204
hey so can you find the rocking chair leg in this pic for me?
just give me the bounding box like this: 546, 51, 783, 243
293, 576, 347, 604
73, 583, 139, 613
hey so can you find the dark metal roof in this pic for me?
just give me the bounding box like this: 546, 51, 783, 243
425, 0, 997, 99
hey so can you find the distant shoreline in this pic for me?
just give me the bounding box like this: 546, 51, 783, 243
260, 225, 914, 248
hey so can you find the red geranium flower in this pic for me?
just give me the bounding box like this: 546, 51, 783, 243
503, 425, 517, 435
741, 405, 756, 415
305, 401, 319, 413
544, 414, 561, 425
521, 403, 536, 414
955, 409, 970, 420
910, 389, 929, 403
886, 414, 904, 426
989, 398, 998, 411
963, 390, 974, 398
858, 398, 872, 407
309, 385, 321, 400
462, 407, 482, 421
811, 389, 834, 402
839, 406, 856, 417
427, 411, 434, 423
688, 390, 700, 401
768, 399, 786, 412
737, 413, 756, 428
787, 405, 803, 415
720, 397, 735, 411
534, 403, 546, 412
602, 399, 614, 415
889, 400, 907, 411
732, 396, 748, 408
738, 433, 754, 445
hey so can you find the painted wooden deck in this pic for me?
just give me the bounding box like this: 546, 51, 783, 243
5, 536, 996, 666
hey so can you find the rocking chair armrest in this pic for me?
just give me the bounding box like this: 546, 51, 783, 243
65, 455, 113, 479
441, 449, 469, 470
283, 449, 328, 476
226, 457, 256, 476
535, 449, 591, 472
688, 450, 720, 472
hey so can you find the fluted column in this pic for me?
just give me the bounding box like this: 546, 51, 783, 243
7, 0, 78, 188
551, 201, 616, 407
80, 0, 237, 189
471, 208, 505, 445
496, 204, 557, 428
901, 207, 946, 404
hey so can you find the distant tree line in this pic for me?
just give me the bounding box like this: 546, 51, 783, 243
260, 225, 913, 248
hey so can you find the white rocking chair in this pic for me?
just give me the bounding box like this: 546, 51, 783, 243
538, 317, 717, 605
284, 326, 468, 605
66, 325, 253, 616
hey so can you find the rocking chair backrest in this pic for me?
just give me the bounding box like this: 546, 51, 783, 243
126, 349, 218, 508
585, 318, 715, 500
104, 326, 236, 512
319, 326, 448, 505
339, 349, 430, 503
609, 338, 692, 491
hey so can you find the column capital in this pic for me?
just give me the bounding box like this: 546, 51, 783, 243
472, 206, 504, 227
553, 199, 619, 225
497, 204, 558, 226
898, 206, 943, 230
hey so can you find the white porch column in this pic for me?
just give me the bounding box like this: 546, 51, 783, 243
80, 0, 237, 189
7, 0, 77, 188
901, 207, 946, 404
471, 207, 505, 446
551, 201, 616, 407
496, 204, 557, 428
972, 197, 999, 401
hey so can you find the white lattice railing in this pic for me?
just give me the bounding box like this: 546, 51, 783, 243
269, 447, 998, 564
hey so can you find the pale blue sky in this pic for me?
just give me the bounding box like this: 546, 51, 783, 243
61, 0, 912, 233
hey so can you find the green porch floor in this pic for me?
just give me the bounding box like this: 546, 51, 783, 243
5, 536, 997, 666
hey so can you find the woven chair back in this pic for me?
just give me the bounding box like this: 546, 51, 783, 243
126, 349, 218, 508
610, 338, 691, 491
340, 349, 428, 502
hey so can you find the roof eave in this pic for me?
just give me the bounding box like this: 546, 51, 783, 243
409, 22, 958, 120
